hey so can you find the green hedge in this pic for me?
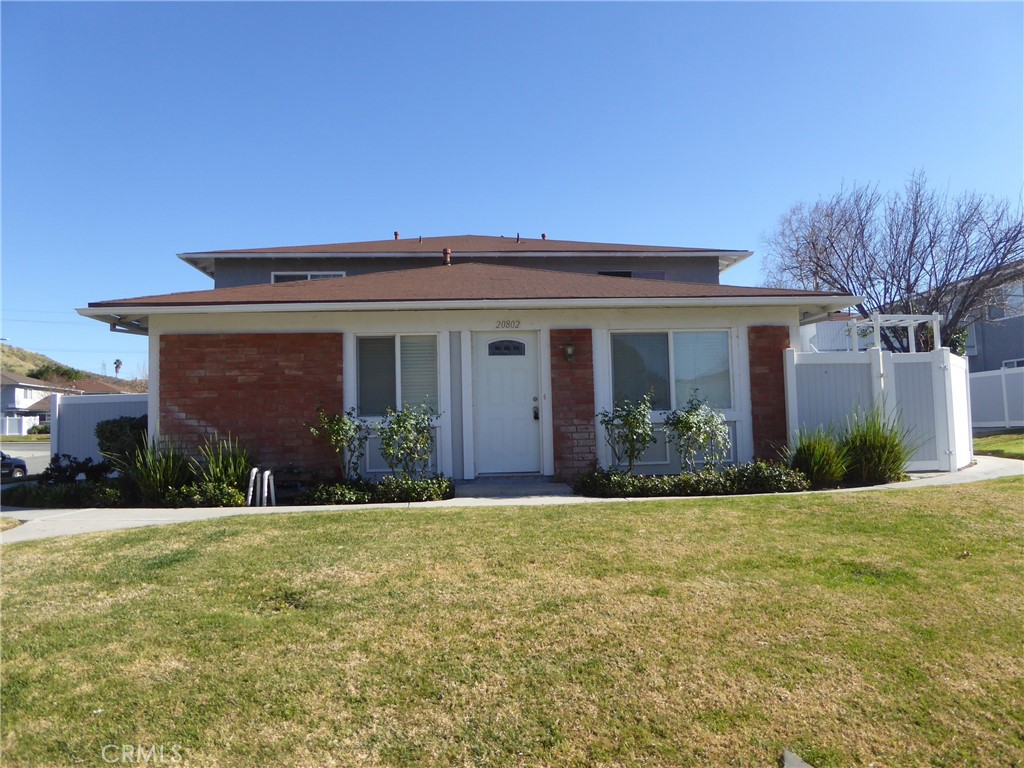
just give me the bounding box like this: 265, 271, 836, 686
295, 475, 455, 505
575, 462, 810, 498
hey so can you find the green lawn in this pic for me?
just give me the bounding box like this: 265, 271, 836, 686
974, 429, 1024, 461
3, 479, 1022, 767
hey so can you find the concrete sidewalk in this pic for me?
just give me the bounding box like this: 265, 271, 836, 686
2, 455, 1021, 545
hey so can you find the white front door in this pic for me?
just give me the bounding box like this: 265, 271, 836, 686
473, 331, 542, 474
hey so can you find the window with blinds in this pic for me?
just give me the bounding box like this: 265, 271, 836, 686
357, 335, 438, 416
611, 330, 732, 410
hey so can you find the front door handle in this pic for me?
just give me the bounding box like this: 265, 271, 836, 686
533, 406, 540, 421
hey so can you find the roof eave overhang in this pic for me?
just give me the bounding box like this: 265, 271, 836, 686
79, 294, 859, 335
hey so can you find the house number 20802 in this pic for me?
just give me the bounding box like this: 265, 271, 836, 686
495, 320, 521, 329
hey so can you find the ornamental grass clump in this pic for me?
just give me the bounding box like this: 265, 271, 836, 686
785, 427, 849, 489
842, 406, 913, 486
194, 433, 253, 492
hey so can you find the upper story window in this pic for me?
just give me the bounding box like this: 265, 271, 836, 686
598, 270, 665, 280
271, 272, 346, 284
357, 335, 438, 416
987, 280, 1024, 320
611, 330, 732, 410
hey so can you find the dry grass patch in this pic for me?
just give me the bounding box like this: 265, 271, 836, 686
0, 515, 23, 532
2, 478, 1022, 767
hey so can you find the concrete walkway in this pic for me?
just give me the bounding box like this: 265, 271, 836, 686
2, 455, 1021, 545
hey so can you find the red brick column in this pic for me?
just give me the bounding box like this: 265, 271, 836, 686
159, 333, 343, 473
550, 329, 597, 483
747, 326, 791, 460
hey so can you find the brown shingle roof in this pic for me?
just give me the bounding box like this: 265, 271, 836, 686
90, 263, 847, 309
182, 234, 743, 256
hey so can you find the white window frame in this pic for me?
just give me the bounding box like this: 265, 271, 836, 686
355, 333, 440, 417
609, 328, 741, 468
271, 271, 346, 283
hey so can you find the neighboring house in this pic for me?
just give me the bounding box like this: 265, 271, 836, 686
0, 372, 80, 420
965, 278, 1024, 371
79, 234, 856, 481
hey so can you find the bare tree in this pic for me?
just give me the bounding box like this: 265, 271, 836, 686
764, 172, 1024, 352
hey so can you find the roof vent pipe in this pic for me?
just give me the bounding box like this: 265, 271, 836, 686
516, 232, 520, 243
394, 231, 400, 240
443, 248, 452, 266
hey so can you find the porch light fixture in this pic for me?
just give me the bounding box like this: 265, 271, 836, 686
563, 343, 576, 362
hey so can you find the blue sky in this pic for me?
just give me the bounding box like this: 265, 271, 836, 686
2, 1, 1022, 377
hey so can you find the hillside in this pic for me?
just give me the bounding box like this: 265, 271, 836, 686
0, 344, 147, 392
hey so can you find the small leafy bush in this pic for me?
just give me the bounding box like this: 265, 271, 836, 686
842, 407, 912, 485
295, 482, 374, 506
663, 394, 731, 472
27, 423, 50, 435
39, 454, 111, 485
96, 415, 148, 463
785, 427, 849, 489
723, 460, 810, 494
371, 474, 455, 503
308, 406, 370, 481
598, 394, 654, 474
165, 481, 246, 508
377, 405, 436, 479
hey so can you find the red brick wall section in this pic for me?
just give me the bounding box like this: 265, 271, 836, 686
160, 333, 342, 474
747, 325, 791, 460
550, 329, 597, 483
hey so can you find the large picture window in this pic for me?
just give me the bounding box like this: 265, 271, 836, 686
357, 335, 438, 416
611, 330, 732, 410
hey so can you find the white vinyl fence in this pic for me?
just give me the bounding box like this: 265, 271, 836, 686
969, 367, 1024, 429
784, 347, 972, 472
2, 416, 41, 436
51, 394, 148, 462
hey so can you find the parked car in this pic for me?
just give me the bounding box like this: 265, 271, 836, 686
1, 451, 28, 478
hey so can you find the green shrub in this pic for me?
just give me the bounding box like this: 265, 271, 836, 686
3, 481, 121, 509
39, 454, 111, 485
722, 460, 810, 494
785, 427, 849, 489
96, 415, 148, 463
574, 462, 808, 498
193, 434, 253, 492
27, 423, 50, 435
295, 483, 374, 506
663, 394, 731, 472
377, 405, 436, 479
597, 394, 654, 474
308, 406, 370, 482
842, 407, 912, 486
165, 481, 246, 508
371, 474, 454, 503
295, 475, 454, 505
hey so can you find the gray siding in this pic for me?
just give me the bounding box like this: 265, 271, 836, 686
212, 255, 723, 289
967, 316, 1024, 372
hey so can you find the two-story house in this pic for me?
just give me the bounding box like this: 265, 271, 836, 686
79, 234, 856, 481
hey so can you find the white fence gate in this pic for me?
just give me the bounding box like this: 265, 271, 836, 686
969, 367, 1024, 429
784, 347, 972, 472
51, 394, 148, 462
